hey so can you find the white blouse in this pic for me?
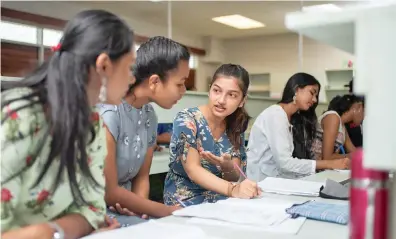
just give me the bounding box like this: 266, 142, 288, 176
246, 105, 316, 181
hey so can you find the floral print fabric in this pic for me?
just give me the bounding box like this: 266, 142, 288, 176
1, 87, 107, 232
163, 107, 247, 206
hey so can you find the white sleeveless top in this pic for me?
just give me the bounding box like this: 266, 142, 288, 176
311, 111, 346, 160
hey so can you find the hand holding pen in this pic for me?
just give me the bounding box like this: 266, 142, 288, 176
229, 162, 262, 199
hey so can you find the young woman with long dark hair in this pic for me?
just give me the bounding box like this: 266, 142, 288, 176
1, 10, 134, 239
99, 36, 191, 225
312, 94, 364, 161
163, 64, 260, 206
247, 73, 349, 181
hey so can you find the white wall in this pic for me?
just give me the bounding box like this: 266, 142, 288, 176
223, 33, 355, 102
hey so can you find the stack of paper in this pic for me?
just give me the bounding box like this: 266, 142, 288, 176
81, 220, 222, 239
258, 177, 324, 196
174, 197, 307, 235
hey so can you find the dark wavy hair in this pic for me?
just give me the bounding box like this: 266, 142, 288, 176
129, 36, 190, 94
328, 94, 363, 116
210, 64, 251, 149
279, 72, 321, 159
1, 10, 133, 205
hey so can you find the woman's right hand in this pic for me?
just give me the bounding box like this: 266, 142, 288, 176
231, 179, 261, 199
166, 205, 182, 215
331, 158, 350, 169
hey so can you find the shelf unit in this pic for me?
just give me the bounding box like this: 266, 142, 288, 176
325, 69, 353, 101
248, 73, 270, 97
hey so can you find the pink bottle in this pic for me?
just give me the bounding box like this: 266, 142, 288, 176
350, 148, 390, 239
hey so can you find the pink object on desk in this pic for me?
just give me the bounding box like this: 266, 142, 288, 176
350, 148, 390, 239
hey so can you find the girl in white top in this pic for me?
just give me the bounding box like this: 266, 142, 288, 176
246, 73, 349, 181
312, 94, 364, 161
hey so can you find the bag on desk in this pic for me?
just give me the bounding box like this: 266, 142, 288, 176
286, 200, 349, 225
319, 179, 349, 200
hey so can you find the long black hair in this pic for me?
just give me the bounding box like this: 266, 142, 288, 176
210, 64, 251, 149
328, 94, 363, 116
279, 72, 321, 159
129, 36, 190, 94
1, 10, 133, 205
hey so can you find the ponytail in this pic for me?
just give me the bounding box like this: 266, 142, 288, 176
328, 94, 362, 116
225, 106, 251, 149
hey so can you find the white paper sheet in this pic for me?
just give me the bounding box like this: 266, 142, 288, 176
258, 177, 324, 196
81, 220, 221, 239
334, 169, 351, 174
187, 216, 307, 235
172, 200, 294, 227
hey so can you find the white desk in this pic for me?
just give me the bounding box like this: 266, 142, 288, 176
157, 170, 350, 239
149, 148, 170, 175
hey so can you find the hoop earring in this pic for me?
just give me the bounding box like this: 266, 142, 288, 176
99, 77, 107, 103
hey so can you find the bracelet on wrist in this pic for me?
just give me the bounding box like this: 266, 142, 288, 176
47, 222, 65, 239
227, 182, 237, 197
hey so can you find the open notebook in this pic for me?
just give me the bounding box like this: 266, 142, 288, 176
258, 177, 324, 197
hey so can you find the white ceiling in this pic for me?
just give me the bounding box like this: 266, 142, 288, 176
2, 1, 366, 39
71, 1, 363, 39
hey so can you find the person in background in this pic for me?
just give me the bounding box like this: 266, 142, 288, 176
1, 10, 134, 239
163, 64, 260, 207
155, 123, 173, 151
312, 94, 364, 161
247, 73, 349, 182
344, 79, 364, 147
99, 36, 190, 226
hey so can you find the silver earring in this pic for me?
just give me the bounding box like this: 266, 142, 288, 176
293, 95, 297, 104
99, 77, 107, 103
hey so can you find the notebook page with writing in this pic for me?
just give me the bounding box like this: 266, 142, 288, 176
258, 177, 324, 196
81, 220, 221, 239
172, 202, 289, 227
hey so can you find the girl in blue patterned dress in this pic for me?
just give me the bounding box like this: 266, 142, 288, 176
163, 64, 261, 206
100, 37, 191, 226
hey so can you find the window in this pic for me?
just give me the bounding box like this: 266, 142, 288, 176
0, 21, 38, 44
189, 54, 198, 69
43, 29, 63, 47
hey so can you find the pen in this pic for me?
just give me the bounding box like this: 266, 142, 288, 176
233, 162, 247, 179
233, 162, 262, 195
339, 145, 346, 155
174, 197, 187, 208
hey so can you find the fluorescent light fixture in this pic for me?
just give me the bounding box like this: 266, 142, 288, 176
212, 14, 265, 29
302, 4, 341, 12
150, 0, 162, 2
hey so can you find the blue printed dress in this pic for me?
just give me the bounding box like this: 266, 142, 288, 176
163, 107, 247, 206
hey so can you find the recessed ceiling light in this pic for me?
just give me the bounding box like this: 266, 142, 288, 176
302, 4, 341, 12
212, 14, 265, 30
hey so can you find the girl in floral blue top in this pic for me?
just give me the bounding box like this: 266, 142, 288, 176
164, 64, 261, 206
